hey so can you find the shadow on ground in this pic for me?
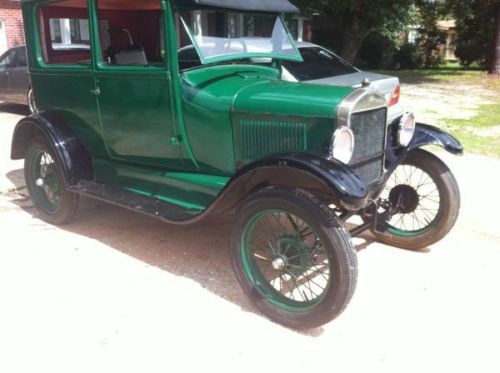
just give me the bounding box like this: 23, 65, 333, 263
5, 169, 26, 192
4, 182, 413, 335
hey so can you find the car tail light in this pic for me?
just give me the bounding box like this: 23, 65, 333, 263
389, 86, 400, 106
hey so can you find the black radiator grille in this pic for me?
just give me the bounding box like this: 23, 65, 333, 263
351, 156, 385, 185
349, 108, 387, 184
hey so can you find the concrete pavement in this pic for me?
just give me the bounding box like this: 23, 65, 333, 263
0, 106, 499, 373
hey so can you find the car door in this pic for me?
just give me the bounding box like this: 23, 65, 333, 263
93, 0, 183, 169
8, 47, 30, 104
32, 0, 106, 158
0, 49, 16, 101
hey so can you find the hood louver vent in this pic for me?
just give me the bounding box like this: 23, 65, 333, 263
236, 119, 307, 162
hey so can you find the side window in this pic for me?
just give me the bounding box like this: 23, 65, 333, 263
38, 0, 91, 65
14, 49, 27, 67
0, 50, 15, 69
96, 0, 164, 66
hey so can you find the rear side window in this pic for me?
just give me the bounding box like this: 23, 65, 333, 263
282, 47, 357, 81
38, 0, 91, 65
14, 48, 27, 67
0, 49, 16, 68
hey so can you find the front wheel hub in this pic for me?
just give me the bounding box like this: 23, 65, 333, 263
271, 256, 287, 271
389, 184, 419, 214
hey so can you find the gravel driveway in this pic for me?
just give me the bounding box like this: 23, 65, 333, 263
1, 105, 499, 373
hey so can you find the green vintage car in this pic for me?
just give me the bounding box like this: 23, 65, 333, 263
11, 0, 462, 328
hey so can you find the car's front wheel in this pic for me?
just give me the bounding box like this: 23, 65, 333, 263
230, 188, 358, 329
372, 149, 460, 250
25, 140, 79, 225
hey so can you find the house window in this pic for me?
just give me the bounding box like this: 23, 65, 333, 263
48, 18, 90, 48
407, 27, 418, 44
284, 17, 305, 41
287, 18, 299, 41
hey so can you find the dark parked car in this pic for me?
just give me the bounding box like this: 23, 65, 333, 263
0, 46, 36, 114
281, 42, 404, 124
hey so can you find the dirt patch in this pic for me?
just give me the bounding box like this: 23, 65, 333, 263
399, 81, 497, 124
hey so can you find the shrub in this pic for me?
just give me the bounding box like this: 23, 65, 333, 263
356, 33, 398, 69
416, 29, 447, 68
396, 43, 424, 69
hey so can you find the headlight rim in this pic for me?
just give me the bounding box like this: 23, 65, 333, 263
398, 112, 416, 147
329, 126, 355, 164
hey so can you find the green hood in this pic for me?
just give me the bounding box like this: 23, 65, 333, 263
182, 64, 353, 119
181, 64, 354, 175
233, 80, 353, 119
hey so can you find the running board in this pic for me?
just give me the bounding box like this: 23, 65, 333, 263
69, 180, 202, 223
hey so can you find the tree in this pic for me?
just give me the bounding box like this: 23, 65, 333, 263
415, 0, 447, 68
447, 0, 497, 69
293, 0, 417, 62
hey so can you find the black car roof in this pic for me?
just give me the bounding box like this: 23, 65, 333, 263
21, 0, 300, 13
174, 0, 299, 13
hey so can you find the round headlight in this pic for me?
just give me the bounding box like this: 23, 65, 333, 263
330, 127, 355, 164
398, 112, 416, 147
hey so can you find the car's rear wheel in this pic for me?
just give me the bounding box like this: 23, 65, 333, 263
230, 188, 357, 329
24, 140, 79, 225
371, 149, 460, 250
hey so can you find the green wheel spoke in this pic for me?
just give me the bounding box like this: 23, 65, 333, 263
29, 149, 63, 214
385, 160, 443, 236
286, 213, 299, 235
240, 209, 332, 312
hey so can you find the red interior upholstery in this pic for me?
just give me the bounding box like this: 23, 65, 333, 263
48, 51, 91, 64
39, 3, 161, 64
100, 10, 162, 62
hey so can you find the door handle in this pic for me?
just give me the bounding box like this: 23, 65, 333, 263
90, 87, 101, 96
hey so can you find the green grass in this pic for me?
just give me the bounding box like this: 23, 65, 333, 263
392, 69, 499, 92
443, 103, 500, 158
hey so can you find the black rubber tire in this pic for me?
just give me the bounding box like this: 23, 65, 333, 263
230, 187, 358, 329
24, 140, 79, 225
372, 149, 460, 250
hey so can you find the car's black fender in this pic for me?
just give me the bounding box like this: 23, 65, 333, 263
206, 152, 369, 216
10, 112, 93, 186
366, 122, 463, 199
385, 122, 463, 172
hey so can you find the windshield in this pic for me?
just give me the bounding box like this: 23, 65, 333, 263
179, 10, 302, 64
282, 47, 358, 81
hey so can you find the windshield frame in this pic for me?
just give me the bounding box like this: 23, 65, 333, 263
179, 11, 303, 65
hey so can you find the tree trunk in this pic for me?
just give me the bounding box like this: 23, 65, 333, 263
339, 15, 366, 63
490, 3, 500, 75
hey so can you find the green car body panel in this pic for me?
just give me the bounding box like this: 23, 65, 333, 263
17, 0, 357, 212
